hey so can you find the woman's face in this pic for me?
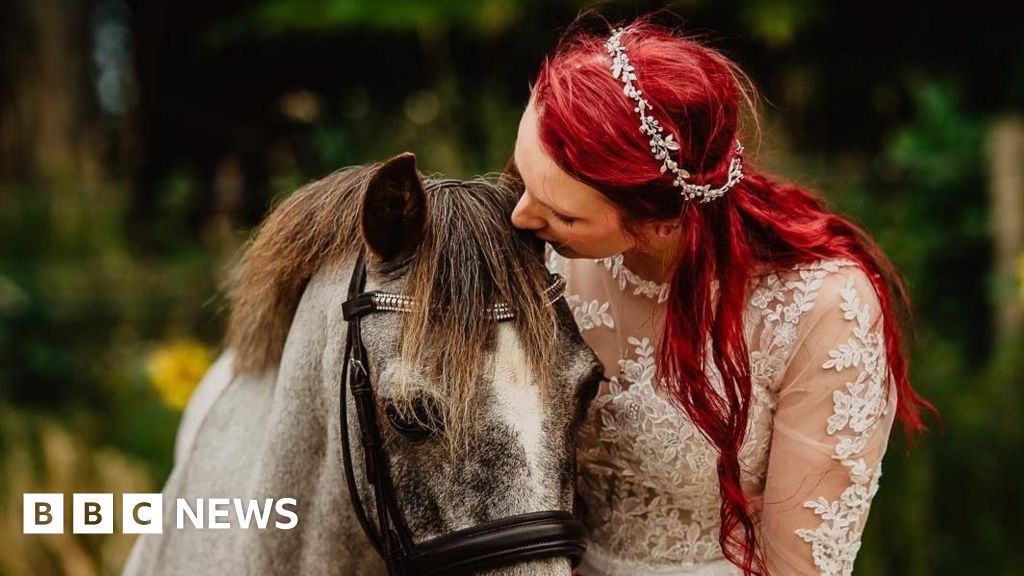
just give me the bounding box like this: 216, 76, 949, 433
510, 98, 637, 259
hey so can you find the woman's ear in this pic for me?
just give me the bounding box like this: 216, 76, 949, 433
628, 220, 680, 254
360, 152, 428, 264
635, 220, 680, 241
653, 222, 680, 238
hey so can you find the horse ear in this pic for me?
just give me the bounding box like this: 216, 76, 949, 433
361, 152, 428, 263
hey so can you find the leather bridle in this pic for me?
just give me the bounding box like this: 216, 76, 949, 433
339, 244, 586, 575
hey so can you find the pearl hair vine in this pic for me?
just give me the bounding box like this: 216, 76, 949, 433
605, 27, 745, 203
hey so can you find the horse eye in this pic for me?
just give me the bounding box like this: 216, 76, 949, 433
385, 397, 443, 443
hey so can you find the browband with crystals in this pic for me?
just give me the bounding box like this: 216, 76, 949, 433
605, 27, 745, 203
343, 274, 567, 322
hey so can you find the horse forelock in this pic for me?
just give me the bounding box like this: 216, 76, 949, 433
397, 174, 559, 453
226, 166, 561, 450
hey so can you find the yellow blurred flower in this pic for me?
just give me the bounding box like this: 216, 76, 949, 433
1019, 252, 1024, 306
146, 340, 212, 410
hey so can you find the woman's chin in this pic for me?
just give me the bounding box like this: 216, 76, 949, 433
548, 243, 617, 260
549, 244, 591, 259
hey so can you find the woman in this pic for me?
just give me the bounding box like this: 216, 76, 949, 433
507, 15, 935, 576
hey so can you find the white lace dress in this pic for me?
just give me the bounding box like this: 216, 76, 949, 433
546, 248, 898, 576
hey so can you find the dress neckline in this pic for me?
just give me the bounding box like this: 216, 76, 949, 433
595, 253, 670, 303
553, 246, 859, 306
592, 254, 831, 305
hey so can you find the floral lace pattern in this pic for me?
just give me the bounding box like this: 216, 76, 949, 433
599, 253, 670, 303
574, 333, 752, 569
566, 294, 616, 331
547, 248, 890, 575
793, 274, 891, 575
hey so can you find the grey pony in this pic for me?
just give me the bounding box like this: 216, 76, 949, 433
122, 153, 601, 576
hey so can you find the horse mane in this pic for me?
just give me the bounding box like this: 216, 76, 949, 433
224, 163, 558, 446
226, 164, 373, 375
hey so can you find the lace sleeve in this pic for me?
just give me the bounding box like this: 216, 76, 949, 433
758, 267, 899, 576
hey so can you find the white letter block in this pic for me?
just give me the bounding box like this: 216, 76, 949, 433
123, 493, 163, 534
73, 493, 113, 534
23, 493, 63, 534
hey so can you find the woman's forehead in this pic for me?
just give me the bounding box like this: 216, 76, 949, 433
514, 104, 611, 217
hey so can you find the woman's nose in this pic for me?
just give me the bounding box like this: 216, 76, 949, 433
511, 192, 545, 230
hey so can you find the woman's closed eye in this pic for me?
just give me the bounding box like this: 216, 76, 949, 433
553, 211, 578, 227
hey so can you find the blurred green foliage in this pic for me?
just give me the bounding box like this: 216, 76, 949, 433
847, 80, 1023, 575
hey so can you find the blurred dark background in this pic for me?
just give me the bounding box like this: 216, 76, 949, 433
1, 0, 1022, 573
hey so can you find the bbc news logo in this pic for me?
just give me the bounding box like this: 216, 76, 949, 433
23, 494, 298, 534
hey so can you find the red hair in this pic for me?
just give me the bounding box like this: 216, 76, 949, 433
531, 15, 937, 575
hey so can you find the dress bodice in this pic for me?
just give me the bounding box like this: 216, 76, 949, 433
546, 247, 898, 576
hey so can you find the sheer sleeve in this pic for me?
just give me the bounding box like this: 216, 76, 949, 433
758, 267, 899, 576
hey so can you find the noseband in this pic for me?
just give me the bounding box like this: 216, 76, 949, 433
339, 245, 586, 575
